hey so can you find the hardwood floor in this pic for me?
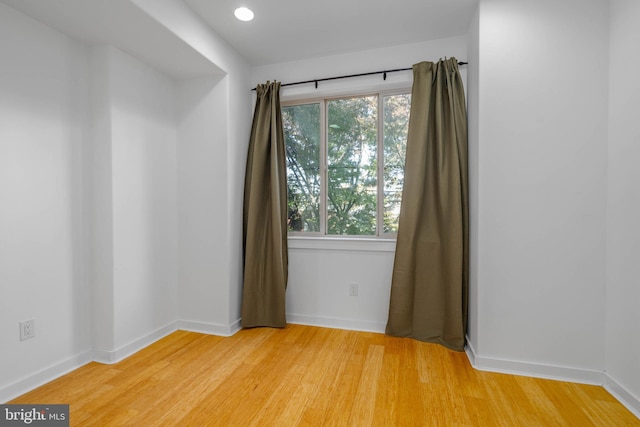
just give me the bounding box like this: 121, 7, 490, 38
10, 325, 640, 426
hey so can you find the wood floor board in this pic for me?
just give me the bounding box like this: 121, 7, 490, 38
316, 341, 362, 424
8, 324, 640, 426
297, 329, 362, 426
538, 379, 603, 427
348, 344, 385, 426
246, 362, 308, 426
373, 339, 401, 426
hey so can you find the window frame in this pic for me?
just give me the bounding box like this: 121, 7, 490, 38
283, 88, 411, 240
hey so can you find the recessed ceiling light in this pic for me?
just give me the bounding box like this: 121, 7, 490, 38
234, 7, 254, 22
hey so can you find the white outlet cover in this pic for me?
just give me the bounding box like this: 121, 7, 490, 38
349, 283, 359, 296
20, 319, 35, 341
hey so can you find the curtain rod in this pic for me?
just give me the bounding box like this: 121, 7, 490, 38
251, 61, 468, 91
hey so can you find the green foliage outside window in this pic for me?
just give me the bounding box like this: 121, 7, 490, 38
383, 94, 410, 233
327, 96, 378, 235
283, 92, 410, 236
283, 103, 321, 232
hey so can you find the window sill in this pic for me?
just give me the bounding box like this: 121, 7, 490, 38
287, 236, 396, 253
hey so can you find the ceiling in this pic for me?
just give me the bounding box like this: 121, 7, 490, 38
1, 0, 477, 73
0, 0, 222, 79
185, 0, 478, 65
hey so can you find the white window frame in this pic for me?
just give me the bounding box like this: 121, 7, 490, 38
283, 88, 411, 240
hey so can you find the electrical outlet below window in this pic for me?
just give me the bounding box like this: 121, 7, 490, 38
20, 319, 35, 341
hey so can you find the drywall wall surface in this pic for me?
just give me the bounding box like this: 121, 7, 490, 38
0, 2, 91, 392
466, 4, 481, 354
252, 36, 468, 100
606, 0, 640, 411
176, 76, 231, 327
475, 0, 608, 371
134, 0, 252, 330
88, 45, 115, 353
107, 46, 178, 349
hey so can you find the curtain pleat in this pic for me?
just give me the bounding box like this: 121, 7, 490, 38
385, 59, 469, 351
242, 81, 288, 328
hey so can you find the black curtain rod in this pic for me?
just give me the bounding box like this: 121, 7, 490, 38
251, 61, 468, 91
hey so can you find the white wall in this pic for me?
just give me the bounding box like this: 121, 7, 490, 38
606, 0, 640, 414
225, 62, 252, 328
108, 46, 178, 350
175, 75, 250, 335
252, 36, 468, 332
176, 76, 232, 332
472, 0, 609, 381
0, 3, 91, 395
88, 46, 115, 353
253, 36, 467, 102
88, 45, 179, 360
466, 5, 480, 354
286, 240, 396, 332
134, 0, 252, 331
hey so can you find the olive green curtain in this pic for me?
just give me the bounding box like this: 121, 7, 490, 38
385, 59, 469, 351
242, 81, 288, 328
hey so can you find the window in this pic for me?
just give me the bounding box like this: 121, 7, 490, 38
284, 91, 411, 237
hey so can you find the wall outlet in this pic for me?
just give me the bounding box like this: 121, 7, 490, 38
20, 319, 35, 341
349, 283, 359, 297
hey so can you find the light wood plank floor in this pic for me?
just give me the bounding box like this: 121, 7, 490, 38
10, 325, 640, 426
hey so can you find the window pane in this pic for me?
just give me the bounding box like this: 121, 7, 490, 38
283, 103, 321, 232
383, 94, 411, 233
327, 96, 378, 235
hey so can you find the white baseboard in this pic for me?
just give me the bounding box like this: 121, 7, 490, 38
464, 338, 477, 366
0, 351, 93, 403
93, 323, 178, 364
605, 374, 640, 419
93, 319, 244, 364
464, 339, 604, 385
176, 319, 242, 337
287, 313, 386, 334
